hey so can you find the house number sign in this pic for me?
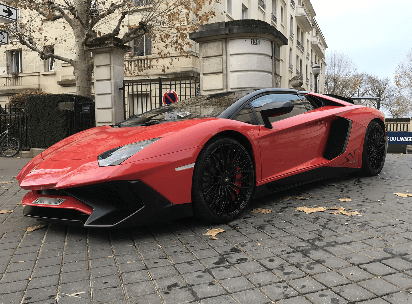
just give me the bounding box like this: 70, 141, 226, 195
251, 39, 260, 45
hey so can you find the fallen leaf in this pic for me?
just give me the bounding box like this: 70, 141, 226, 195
252, 208, 272, 214
284, 197, 292, 201
329, 207, 360, 216
394, 193, 412, 198
310, 195, 317, 198
203, 228, 225, 239
296, 206, 326, 214
0, 210, 13, 214
0, 181, 13, 184
296, 197, 308, 200
339, 198, 352, 202
297, 206, 361, 216
66, 291, 86, 298
127, 261, 135, 263
26, 224, 47, 232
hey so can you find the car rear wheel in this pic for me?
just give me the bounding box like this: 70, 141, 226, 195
192, 138, 255, 223
361, 121, 386, 176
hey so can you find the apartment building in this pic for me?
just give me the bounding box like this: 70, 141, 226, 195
0, 0, 327, 107
213, 0, 327, 91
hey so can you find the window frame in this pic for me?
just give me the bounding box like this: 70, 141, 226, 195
231, 93, 317, 126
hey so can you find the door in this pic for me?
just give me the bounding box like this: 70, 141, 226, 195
252, 93, 329, 182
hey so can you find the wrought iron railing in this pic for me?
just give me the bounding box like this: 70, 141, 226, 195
290, 0, 295, 9
258, 0, 266, 10
271, 13, 277, 24
123, 77, 200, 119
289, 63, 293, 71
297, 40, 304, 53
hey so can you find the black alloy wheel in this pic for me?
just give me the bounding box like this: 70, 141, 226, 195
192, 138, 255, 223
361, 121, 386, 176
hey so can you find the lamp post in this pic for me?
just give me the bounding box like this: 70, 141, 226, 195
312, 64, 321, 93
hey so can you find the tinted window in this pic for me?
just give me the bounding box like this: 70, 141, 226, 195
233, 105, 256, 124
251, 93, 314, 124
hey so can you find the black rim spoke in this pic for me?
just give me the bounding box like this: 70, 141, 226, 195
367, 125, 385, 170
201, 142, 254, 218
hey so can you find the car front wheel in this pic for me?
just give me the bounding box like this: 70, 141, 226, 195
192, 137, 255, 223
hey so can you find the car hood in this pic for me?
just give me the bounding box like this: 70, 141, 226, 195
41, 119, 213, 161
17, 118, 223, 189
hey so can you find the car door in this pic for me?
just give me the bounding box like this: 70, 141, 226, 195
252, 93, 329, 182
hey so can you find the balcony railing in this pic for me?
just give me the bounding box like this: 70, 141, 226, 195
258, 0, 266, 10
290, 0, 295, 9
289, 63, 293, 71
289, 31, 294, 40
306, 52, 310, 60
297, 40, 304, 53
271, 13, 277, 24
124, 57, 152, 75
306, 77, 309, 84
5, 75, 22, 86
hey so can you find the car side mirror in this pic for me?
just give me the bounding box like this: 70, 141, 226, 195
260, 101, 294, 129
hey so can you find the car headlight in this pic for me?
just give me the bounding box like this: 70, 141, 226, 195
97, 138, 161, 167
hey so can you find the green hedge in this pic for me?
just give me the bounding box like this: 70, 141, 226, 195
25, 94, 93, 148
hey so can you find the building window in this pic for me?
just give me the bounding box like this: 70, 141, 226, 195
134, 34, 152, 56
44, 45, 54, 72
258, 0, 266, 10
242, 4, 248, 19
271, 0, 277, 23
281, 6, 284, 24
7, 50, 22, 74
227, 0, 232, 15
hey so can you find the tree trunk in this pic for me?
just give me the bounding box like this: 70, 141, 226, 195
72, 0, 93, 98
73, 50, 93, 97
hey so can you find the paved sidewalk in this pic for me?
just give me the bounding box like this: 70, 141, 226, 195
1, 154, 412, 304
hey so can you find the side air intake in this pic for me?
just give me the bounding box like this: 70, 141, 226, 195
323, 118, 352, 160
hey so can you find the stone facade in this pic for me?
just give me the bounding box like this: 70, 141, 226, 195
0, 0, 327, 108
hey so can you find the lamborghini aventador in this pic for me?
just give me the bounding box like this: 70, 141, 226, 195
17, 88, 387, 227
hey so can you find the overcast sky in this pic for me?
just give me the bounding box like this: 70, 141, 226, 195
310, 0, 412, 81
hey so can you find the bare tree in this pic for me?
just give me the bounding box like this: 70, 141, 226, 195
325, 51, 362, 97
395, 48, 412, 99
386, 94, 412, 118
357, 74, 395, 110
1, 0, 218, 97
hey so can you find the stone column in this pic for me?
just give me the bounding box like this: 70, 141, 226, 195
190, 20, 288, 95
86, 37, 130, 126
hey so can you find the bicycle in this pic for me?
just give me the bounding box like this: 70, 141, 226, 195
0, 124, 20, 157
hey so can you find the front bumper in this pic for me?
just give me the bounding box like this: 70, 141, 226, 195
23, 180, 193, 228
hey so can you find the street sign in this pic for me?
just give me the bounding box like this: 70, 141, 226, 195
0, 29, 8, 45
163, 90, 178, 105
0, 2, 17, 23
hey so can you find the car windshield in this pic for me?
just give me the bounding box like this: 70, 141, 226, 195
118, 91, 249, 127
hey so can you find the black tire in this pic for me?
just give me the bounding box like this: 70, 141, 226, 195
361, 121, 386, 176
192, 137, 255, 223
0, 136, 20, 157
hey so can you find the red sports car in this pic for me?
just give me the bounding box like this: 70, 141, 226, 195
17, 89, 387, 228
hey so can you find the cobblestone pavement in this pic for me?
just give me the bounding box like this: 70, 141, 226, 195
1, 154, 412, 304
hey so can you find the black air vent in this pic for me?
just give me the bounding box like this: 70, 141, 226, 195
323, 118, 352, 160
